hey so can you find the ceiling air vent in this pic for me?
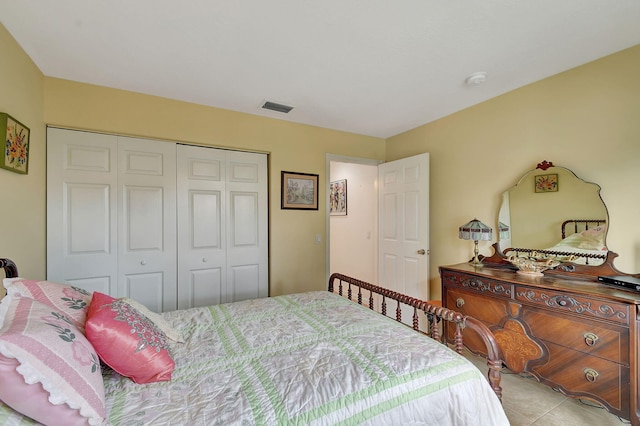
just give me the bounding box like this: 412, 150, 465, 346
261, 101, 294, 114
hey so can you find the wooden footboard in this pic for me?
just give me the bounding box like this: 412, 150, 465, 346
329, 273, 503, 402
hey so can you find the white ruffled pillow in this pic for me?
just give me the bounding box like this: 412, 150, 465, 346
0, 295, 106, 425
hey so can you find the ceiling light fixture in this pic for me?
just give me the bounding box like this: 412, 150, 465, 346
465, 72, 487, 86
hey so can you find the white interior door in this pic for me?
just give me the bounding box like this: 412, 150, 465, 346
47, 128, 118, 294
177, 145, 226, 309
378, 153, 430, 301
117, 137, 177, 312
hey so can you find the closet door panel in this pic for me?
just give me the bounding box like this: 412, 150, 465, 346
192, 191, 221, 248
190, 268, 223, 307
124, 186, 164, 250
231, 192, 258, 246
47, 128, 118, 294
118, 138, 177, 312
177, 145, 226, 309
67, 183, 111, 254
225, 151, 268, 302
230, 264, 261, 301
125, 273, 165, 313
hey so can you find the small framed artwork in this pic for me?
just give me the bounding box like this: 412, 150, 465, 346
281, 171, 319, 210
534, 173, 558, 193
1, 113, 30, 175
329, 179, 347, 216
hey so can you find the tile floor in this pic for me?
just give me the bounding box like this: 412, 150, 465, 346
463, 351, 631, 426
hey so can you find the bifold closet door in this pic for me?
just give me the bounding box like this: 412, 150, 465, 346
177, 145, 268, 308
47, 128, 118, 295
49, 128, 268, 312
176, 145, 226, 308
224, 150, 268, 303
48, 128, 177, 312
117, 138, 177, 312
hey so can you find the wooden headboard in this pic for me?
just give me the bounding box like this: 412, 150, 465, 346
502, 219, 607, 265
0, 258, 18, 278
561, 219, 606, 239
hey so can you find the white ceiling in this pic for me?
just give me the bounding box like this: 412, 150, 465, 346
2, 1, 640, 138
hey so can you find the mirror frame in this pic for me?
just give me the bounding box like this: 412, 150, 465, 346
499, 160, 608, 264
481, 160, 635, 281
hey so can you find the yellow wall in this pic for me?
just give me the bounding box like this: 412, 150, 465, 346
3, 19, 639, 301
387, 45, 640, 299
0, 22, 385, 296
0, 25, 45, 282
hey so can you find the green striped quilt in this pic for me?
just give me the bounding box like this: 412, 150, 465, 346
1, 291, 508, 425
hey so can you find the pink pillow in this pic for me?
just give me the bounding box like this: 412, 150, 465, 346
85, 292, 175, 384
2, 278, 92, 331
0, 296, 106, 425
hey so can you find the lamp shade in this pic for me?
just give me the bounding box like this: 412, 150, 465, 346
459, 218, 493, 241
499, 221, 510, 239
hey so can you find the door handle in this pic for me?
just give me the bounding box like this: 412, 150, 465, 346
417, 249, 426, 255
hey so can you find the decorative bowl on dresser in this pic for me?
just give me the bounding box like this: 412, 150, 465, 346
441, 161, 640, 425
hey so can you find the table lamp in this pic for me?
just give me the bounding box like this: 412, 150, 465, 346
459, 218, 493, 266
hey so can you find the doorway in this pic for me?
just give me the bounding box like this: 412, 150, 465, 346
326, 153, 430, 301
327, 156, 379, 284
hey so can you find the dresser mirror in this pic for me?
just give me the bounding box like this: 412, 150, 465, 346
497, 160, 608, 266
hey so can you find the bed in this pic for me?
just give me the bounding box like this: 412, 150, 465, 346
504, 219, 607, 265
0, 258, 508, 425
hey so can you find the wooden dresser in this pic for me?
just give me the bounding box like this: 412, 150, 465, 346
440, 262, 640, 424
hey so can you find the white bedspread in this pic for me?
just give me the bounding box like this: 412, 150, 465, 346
104, 291, 508, 425
0, 291, 509, 425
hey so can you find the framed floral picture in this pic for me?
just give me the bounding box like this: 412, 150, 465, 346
281, 171, 319, 210
329, 179, 347, 216
1, 113, 30, 175
534, 173, 558, 193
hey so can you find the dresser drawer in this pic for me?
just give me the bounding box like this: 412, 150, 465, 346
442, 271, 513, 300
444, 288, 508, 357
532, 341, 630, 416
445, 288, 508, 326
524, 308, 628, 365
515, 286, 630, 325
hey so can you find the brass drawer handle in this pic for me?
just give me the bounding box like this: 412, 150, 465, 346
456, 297, 465, 309
584, 332, 599, 347
584, 368, 599, 383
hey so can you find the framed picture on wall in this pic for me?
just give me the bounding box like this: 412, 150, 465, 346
281, 171, 319, 210
1, 113, 30, 175
329, 179, 347, 216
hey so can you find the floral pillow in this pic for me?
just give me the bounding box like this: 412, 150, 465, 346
579, 225, 607, 248
2, 278, 92, 331
0, 296, 106, 425
555, 224, 606, 251
85, 292, 176, 384
121, 297, 184, 343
